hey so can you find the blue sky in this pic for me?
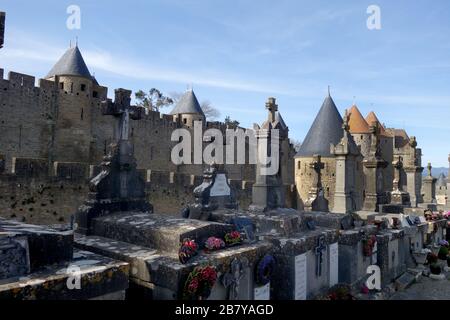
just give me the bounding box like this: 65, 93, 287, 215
1, 0, 450, 166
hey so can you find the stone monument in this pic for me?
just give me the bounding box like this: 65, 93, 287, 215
421, 162, 436, 204
331, 110, 361, 214
183, 163, 238, 220
390, 155, 411, 206
76, 89, 152, 235
250, 98, 285, 212
304, 155, 329, 212
404, 137, 423, 207
362, 122, 387, 211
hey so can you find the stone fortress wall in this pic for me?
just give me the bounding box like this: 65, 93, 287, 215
0, 157, 296, 224
0, 66, 296, 224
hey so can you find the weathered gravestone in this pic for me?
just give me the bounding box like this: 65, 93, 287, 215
76, 89, 152, 235
184, 164, 238, 220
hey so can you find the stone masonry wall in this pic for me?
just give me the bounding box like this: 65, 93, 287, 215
0, 157, 297, 225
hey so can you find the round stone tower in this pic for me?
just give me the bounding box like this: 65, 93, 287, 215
45, 45, 97, 163
170, 89, 205, 128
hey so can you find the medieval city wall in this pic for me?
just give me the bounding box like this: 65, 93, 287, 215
0, 67, 289, 182
0, 156, 297, 225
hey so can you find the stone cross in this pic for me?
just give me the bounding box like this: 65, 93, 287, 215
392, 155, 404, 191
265, 97, 278, 123
102, 89, 143, 142
315, 235, 327, 277
309, 154, 325, 191
221, 258, 247, 300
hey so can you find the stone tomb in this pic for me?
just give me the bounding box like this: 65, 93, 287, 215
263, 228, 339, 300
337, 226, 379, 287
0, 219, 129, 300
75, 211, 273, 300
375, 229, 407, 286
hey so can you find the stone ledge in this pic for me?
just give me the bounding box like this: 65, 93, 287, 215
0, 249, 129, 300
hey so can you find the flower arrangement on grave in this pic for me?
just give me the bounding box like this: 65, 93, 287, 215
204, 236, 225, 252
224, 231, 242, 246
255, 255, 275, 286
327, 284, 356, 300
183, 265, 217, 300
178, 238, 198, 264
362, 235, 377, 257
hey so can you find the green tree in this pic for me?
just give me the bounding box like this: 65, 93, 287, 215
135, 88, 174, 112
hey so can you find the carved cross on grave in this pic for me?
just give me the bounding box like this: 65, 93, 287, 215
393, 155, 404, 191
315, 235, 327, 277
310, 155, 325, 192
221, 258, 248, 300
102, 89, 143, 142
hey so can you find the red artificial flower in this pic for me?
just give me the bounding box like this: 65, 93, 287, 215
188, 278, 199, 293
201, 267, 217, 283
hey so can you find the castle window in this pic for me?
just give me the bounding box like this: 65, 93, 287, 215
183, 118, 187, 124
80, 108, 84, 120
60, 82, 64, 90
93, 91, 98, 98
80, 84, 86, 92
70, 83, 74, 93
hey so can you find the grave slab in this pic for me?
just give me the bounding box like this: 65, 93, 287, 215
0, 249, 129, 300
91, 212, 233, 256
0, 218, 73, 271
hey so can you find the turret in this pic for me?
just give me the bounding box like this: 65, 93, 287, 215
170, 89, 205, 128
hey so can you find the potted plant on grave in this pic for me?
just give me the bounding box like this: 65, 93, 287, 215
183, 265, 217, 300
437, 241, 449, 260
426, 252, 441, 275
204, 236, 225, 253
224, 231, 243, 247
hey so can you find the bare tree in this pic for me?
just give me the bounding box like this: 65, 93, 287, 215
291, 139, 302, 153
201, 100, 221, 121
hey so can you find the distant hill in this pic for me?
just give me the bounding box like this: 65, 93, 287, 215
422, 167, 448, 177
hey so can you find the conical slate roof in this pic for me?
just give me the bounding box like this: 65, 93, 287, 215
436, 173, 447, 188
170, 89, 205, 116
296, 94, 344, 157
348, 105, 370, 134
46, 46, 91, 79
365, 111, 387, 136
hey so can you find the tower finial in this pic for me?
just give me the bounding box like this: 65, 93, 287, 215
76, 36, 78, 47
70, 40, 72, 48
327, 85, 331, 96
352, 95, 356, 106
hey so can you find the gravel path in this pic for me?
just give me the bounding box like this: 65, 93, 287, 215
390, 271, 450, 300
